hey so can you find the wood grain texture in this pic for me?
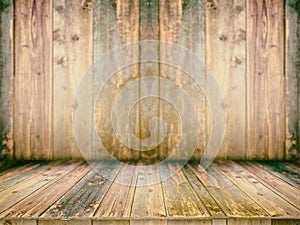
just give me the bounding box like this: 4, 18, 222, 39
188, 162, 269, 217
0, 0, 13, 159
206, 0, 246, 159
285, 0, 300, 160
14, 0, 52, 160
227, 218, 271, 225
52, 0, 93, 159
247, 0, 285, 160
214, 161, 300, 217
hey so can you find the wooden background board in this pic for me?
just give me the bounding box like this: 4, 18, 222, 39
1, 0, 297, 160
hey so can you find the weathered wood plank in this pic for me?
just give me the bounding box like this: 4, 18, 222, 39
0, 0, 13, 159
254, 161, 300, 189
131, 219, 167, 225
0, 162, 48, 192
94, 220, 129, 225
227, 218, 271, 225
52, 0, 93, 159
131, 163, 166, 218
168, 219, 211, 225
0, 161, 73, 213
1, 162, 92, 218
159, 0, 206, 161
214, 161, 300, 217
39, 220, 91, 225
188, 162, 268, 217
246, 0, 285, 160
0, 220, 37, 225
95, 163, 138, 218
42, 161, 120, 218
241, 161, 300, 210
271, 219, 300, 225
285, 0, 300, 160
206, 0, 246, 159
182, 166, 225, 218
160, 162, 209, 217
14, 0, 52, 159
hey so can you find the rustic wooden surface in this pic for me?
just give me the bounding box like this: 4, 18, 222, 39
247, 0, 285, 160
3, 0, 298, 161
0, 160, 300, 224
0, 0, 13, 159
285, 0, 300, 160
206, 0, 246, 159
14, 0, 52, 159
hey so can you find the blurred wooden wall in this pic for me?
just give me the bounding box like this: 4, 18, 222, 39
0, 0, 299, 160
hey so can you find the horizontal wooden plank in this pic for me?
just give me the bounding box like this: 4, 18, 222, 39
42, 161, 121, 218
214, 161, 300, 217
188, 162, 269, 217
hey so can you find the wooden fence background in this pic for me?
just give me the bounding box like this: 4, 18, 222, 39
0, 0, 299, 161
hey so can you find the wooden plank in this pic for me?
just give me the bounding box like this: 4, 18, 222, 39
246, 0, 285, 160
94, 163, 138, 218
0, 162, 93, 218
254, 161, 300, 189
285, 0, 300, 160
159, 0, 206, 161
139, 0, 160, 160
53, 0, 93, 159
159, 162, 209, 217
94, 220, 129, 225
0, 161, 73, 213
214, 161, 300, 217
0, 161, 28, 175
206, 0, 246, 159
39, 220, 91, 225
14, 0, 52, 159
241, 161, 300, 210
227, 218, 271, 225
182, 165, 225, 218
131, 220, 167, 225
42, 161, 121, 218
0, 220, 37, 225
271, 219, 300, 225
93, 0, 140, 160
168, 220, 211, 225
131, 164, 166, 218
0, 162, 48, 192
211, 219, 226, 225
0, 0, 13, 159
188, 162, 268, 217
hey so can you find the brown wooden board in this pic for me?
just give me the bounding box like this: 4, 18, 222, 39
0, 161, 73, 214
95, 163, 138, 218
159, 162, 209, 217
0, 162, 93, 218
14, 0, 52, 159
214, 161, 300, 218
188, 162, 268, 217
52, 0, 93, 159
241, 161, 300, 210
206, 0, 246, 159
42, 161, 121, 218
246, 0, 285, 160
285, 0, 300, 160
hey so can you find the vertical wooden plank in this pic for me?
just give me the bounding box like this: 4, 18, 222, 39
0, 0, 13, 159
271, 219, 300, 225
286, 0, 300, 160
53, 0, 93, 159
159, 0, 206, 161
94, 221, 129, 225
247, 0, 285, 160
14, 0, 52, 159
131, 220, 167, 225
168, 220, 211, 225
206, 0, 246, 159
94, 0, 140, 160
139, 0, 160, 160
